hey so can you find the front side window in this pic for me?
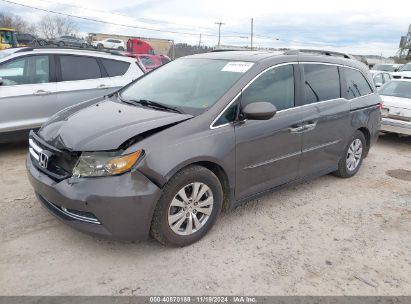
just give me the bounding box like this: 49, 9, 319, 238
120, 59, 248, 115
399, 63, 411, 72
59, 55, 101, 81
304, 64, 340, 104
345, 68, 372, 99
0, 55, 49, 86
373, 73, 383, 85
242, 64, 294, 111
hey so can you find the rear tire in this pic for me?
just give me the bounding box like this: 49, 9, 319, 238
58, 41, 64, 47
150, 166, 223, 247
334, 130, 366, 178
97, 43, 103, 49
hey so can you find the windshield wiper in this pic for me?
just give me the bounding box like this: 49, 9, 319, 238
119, 95, 184, 114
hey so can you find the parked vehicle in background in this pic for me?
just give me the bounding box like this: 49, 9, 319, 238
15, 33, 36, 46
370, 70, 391, 88
127, 38, 155, 54
391, 63, 411, 80
130, 53, 171, 72
0, 47, 144, 142
26, 50, 380, 246
92, 38, 125, 50
379, 79, 411, 136
0, 28, 18, 49
371, 64, 402, 73
49, 36, 89, 48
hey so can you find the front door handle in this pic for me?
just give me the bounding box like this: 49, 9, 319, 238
33, 90, 51, 95
289, 125, 306, 133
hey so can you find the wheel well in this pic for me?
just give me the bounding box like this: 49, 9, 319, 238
192, 161, 232, 211
357, 127, 371, 156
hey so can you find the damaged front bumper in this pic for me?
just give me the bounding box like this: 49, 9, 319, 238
26, 155, 162, 240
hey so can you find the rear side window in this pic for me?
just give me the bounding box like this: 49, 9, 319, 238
59, 55, 101, 81
344, 68, 372, 99
242, 64, 295, 111
303, 64, 340, 104
101, 59, 130, 77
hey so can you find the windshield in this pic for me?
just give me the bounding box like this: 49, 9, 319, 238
399, 63, 411, 72
372, 64, 396, 72
120, 58, 251, 115
379, 81, 411, 99
0, 31, 17, 46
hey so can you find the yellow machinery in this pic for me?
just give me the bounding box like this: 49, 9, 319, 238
0, 28, 18, 50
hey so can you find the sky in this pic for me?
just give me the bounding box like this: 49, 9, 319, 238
1, 0, 410, 56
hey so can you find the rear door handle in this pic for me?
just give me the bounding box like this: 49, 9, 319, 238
289, 125, 306, 133
33, 90, 51, 95
304, 121, 317, 131
97, 84, 110, 89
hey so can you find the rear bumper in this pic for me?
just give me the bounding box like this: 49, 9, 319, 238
381, 117, 411, 136
26, 155, 162, 240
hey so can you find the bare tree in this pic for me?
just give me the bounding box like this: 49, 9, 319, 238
0, 11, 36, 33
37, 15, 77, 39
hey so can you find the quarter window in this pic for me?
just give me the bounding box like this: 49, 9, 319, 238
345, 68, 372, 99
214, 102, 238, 126
303, 64, 340, 104
242, 64, 295, 111
101, 59, 130, 77
59, 55, 101, 81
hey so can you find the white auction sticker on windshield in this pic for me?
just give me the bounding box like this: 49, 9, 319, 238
221, 62, 254, 73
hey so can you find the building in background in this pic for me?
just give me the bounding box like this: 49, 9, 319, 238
88, 33, 174, 57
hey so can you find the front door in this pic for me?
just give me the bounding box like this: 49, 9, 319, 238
0, 55, 58, 133
235, 64, 304, 200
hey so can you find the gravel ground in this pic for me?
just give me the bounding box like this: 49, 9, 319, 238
0, 133, 410, 296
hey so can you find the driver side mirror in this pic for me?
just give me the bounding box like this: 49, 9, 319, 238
242, 102, 277, 120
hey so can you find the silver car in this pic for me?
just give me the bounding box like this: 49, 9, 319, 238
0, 47, 144, 142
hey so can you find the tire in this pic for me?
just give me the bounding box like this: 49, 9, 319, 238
38, 40, 46, 46
150, 166, 223, 247
334, 130, 366, 178
118, 46, 124, 51
97, 43, 103, 49
58, 41, 64, 47
81, 43, 87, 48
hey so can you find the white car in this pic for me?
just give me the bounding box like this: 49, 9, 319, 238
371, 63, 402, 74
379, 79, 411, 136
370, 70, 392, 88
391, 63, 411, 80
0, 47, 144, 142
91, 38, 125, 51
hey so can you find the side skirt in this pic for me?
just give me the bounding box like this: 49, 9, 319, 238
230, 165, 338, 209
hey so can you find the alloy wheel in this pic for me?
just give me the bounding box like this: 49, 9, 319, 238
168, 182, 214, 236
346, 138, 363, 171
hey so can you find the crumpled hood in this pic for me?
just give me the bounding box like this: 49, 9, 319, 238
38, 97, 193, 151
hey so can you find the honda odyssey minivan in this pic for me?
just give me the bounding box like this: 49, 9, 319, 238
27, 50, 381, 246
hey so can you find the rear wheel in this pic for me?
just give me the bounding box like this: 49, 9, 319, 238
118, 46, 124, 51
97, 43, 103, 49
58, 41, 64, 47
334, 130, 366, 178
150, 166, 223, 247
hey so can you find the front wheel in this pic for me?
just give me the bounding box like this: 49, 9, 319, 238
150, 166, 223, 247
334, 130, 366, 178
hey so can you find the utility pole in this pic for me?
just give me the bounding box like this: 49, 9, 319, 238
250, 18, 254, 50
215, 22, 225, 47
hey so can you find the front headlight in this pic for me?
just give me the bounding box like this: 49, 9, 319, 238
72, 150, 143, 178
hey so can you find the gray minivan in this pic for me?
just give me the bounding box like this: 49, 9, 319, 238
27, 50, 381, 246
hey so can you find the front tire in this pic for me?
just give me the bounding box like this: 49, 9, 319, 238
150, 166, 223, 247
334, 130, 366, 178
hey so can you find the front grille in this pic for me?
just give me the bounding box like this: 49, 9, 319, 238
29, 132, 80, 181
38, 194, 101, 224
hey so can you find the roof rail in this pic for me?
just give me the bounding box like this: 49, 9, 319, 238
284, 49, 353, 59
12, 46, 128, 56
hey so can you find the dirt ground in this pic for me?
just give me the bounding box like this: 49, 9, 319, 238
0, 133, 410, 296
